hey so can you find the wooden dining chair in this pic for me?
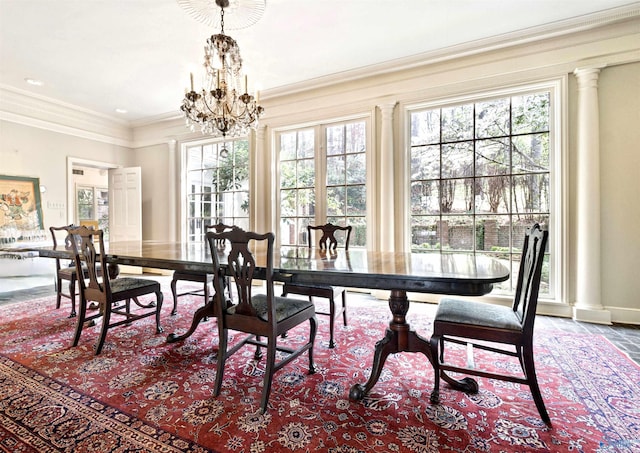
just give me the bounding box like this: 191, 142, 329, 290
170, 222, 232, 316
50, 224, 109, 318
429, 223, 550, 424
281, 223, 352, 348
68, 225, 164, 355
206, 226, 317, 413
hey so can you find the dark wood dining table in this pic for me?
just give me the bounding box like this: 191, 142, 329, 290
36, 240, 509, 401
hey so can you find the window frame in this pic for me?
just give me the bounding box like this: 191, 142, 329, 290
180, 137, 250, 244
402, 78, 568, 305
274, 114, 372, 248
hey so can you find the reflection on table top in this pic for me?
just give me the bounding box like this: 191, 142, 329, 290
37, 240, 509, 296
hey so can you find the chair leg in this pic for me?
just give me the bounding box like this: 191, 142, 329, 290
95, 307, 111, 355
522, 344, 551, 424
72, 297, 87, 347
155, 291, 164, 334
214, 328, 229, 397
308, 316, 317, 374
202, 282, 210, 322
429, 335, 441, 403
341, 290, 348, 326
55, 277, 62, 309
170, 277, 179, 315
328, 295, 336, 349
259, 334, 278, 413
69, 279, 77, 318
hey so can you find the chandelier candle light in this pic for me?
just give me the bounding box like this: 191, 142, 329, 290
180, 0, 264, 138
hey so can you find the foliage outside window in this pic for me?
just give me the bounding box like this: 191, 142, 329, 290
409, 91, 551, 296
185, 140, 249, 244
279, 120, 367, 247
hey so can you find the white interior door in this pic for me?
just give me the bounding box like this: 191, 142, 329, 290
109, 167, 142, 274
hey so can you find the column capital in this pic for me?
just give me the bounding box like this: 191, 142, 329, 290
573, 66, 606, 87
377, 101, 397, 120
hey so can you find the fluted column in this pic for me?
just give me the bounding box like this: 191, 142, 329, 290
167, 139, 178, 242
573, 67, 611, 324
378, 102, 397, 252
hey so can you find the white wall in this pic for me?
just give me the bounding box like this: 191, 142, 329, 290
0, 121, 133, 228
598, 62, 640, 321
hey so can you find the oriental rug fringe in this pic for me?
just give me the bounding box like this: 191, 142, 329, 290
0, 292, 639, 452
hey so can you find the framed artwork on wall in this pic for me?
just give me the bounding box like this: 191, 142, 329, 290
0, 175, 44, 237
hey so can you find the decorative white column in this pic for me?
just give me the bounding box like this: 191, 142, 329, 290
573, 67, 611, 324
378, 102, 397, 252
167, 139, 178, 242
250, 125, 269, 234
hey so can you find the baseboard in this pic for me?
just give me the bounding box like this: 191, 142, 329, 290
573, 306, 613, 325
606, 306, 640, 325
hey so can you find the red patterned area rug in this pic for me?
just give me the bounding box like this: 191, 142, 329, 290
1, 292, 639, 453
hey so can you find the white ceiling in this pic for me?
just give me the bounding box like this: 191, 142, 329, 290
0, 0, 635, 122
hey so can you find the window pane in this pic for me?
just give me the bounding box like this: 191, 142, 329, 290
280, 161, 296, 188
327, 186, 345, 216
411, 216, 441, 252
297, 188, 315, 217
280, 133, 297, 160
346, 185, 366, 216
411, 145, 440, 180
442, 104, 473, 142
476, 138, 510, 176
327, 155, 345, 186
411, 180, 439, 215
345, 153, 365, 184
476, 98, 510, 138
345, 122, 366, 153
326, 125, 344, 156
475, 176, 510, 214
512, 92, 550, 134
411, 110, 440, 146
298, 130, 314, 158
440, 216, 474, 251
512, 133, 549, 173
297, 159, 315, 187
512, 173, 549, 214
442, 142, 473, 178
440, 177, 474, 213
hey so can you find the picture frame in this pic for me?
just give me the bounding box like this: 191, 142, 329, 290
0, 175, 44, 232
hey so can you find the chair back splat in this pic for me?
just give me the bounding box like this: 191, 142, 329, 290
169, 222, 233, 316
206, 226, 317, 413
281, 223, 352, 348
68, 226, 163, 355
429, 223, 550, 424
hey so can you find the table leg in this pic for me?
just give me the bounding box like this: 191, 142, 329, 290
349, 289, 432, 401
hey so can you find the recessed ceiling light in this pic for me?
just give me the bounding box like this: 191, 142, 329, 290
24, 78, 44, 86
115, 108, 128, 114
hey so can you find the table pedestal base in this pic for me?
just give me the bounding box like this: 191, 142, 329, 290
349, 289, 479, 401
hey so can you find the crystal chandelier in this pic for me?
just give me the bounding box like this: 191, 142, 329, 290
180, 0, 264, 138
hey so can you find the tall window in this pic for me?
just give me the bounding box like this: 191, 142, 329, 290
184, 139, 249, 244
279, 119, 368, 247
409, 90, 553, 297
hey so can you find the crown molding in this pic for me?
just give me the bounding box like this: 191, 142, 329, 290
0, 84, 133, 147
